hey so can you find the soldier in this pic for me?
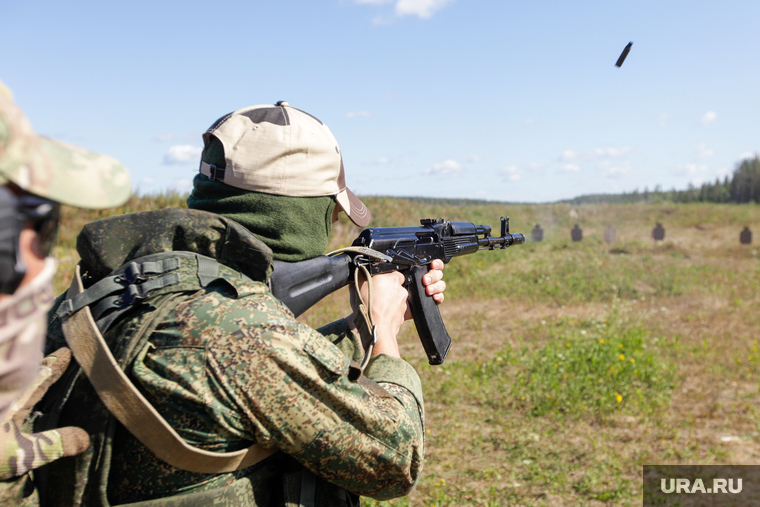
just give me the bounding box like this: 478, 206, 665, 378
0, 80, 131, 485
43, 102, 446, 506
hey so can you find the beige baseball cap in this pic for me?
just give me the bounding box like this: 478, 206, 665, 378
0, 79, 131, 209
199, 101, 372, 227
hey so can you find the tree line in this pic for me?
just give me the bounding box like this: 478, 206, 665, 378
564, 156, 760, 205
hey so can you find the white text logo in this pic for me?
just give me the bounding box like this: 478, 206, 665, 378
660, 478, 742, 494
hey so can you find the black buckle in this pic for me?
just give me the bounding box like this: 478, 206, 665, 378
208, 164, 225, 182
116, 262, 147, 284
119, 284, 149, 305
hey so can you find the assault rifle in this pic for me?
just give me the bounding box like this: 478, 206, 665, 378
270, 217, 525, 365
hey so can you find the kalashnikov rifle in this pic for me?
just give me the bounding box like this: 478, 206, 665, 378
270, 216, 525, 365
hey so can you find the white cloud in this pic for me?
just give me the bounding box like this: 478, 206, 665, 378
163, 145, 202, 165
500, 163, 539, 181
345, 111, 372, 119
466, 154, 483, 163
561, 164, 581, 172
501, 165, 522, 181
696, 143, 714, 159
395, 0, 454, 18
141, 177, 155, 185
152, 132, 174, 142
561, 147, 631, 161
426, 159, 461, 175
524, 118, 536, 125
738, 151, 758, 160
700, 111, 717, 125
353, 0, 454, 19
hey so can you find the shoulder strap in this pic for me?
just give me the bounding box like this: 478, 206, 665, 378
61, 264, 277, 474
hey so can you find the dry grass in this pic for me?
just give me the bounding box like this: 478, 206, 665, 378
52, 196, 760, 506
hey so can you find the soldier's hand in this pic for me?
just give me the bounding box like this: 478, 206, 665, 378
422, 259, 446, 304
350, 271, 408, 358
349, 260, 446, 359
0, 348, 90, 479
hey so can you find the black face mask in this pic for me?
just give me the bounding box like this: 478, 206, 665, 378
0, 185, 60, 294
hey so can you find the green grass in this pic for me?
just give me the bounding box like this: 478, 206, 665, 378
507, 320, 674, 418
415, 311, 674, 419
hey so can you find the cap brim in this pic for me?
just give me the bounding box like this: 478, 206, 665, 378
335, 187, 372, 227
30, 137, 132, 209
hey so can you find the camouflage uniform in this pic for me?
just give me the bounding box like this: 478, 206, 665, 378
42, 208, 424, 506
0, 79, 130, 504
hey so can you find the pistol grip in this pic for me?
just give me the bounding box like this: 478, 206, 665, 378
407, 265, 452, 365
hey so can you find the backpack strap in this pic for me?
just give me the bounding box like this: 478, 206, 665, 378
60, 263, 278, 474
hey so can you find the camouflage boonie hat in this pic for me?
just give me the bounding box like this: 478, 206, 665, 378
0, 80, 131, 209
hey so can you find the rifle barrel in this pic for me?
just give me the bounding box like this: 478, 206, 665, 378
478, 233, 525, 249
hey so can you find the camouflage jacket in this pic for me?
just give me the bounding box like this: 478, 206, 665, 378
43, 209, 424, 506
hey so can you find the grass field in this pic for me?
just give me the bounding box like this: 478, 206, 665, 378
53, 195, 760, 506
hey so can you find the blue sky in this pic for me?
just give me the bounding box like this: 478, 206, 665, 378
3, 1, 759, 202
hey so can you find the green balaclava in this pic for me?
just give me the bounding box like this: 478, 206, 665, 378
187, 137, 336, 262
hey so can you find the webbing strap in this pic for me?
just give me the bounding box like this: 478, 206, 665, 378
199, 161, 226, 182
326, 246, 393, 263
56, 258, 181, 319
325, 247, 384, 369
61, 265, 277, 474
196, 255, 220, 287
56, 276, 125, 318
122, 258, 181, 283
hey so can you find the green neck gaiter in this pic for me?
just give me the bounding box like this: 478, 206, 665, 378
187, 174, 335, 262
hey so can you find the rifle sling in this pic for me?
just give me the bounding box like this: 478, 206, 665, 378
61, 264, 277, 474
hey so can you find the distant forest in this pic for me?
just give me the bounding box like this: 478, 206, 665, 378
564, 156, 760, 205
